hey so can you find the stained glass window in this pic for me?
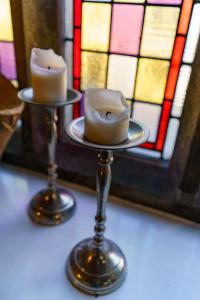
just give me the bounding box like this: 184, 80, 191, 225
0, 0, 17, 87
65, 0, 200, 160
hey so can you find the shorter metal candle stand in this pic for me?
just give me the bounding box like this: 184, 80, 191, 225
66, 117, 149, 296
18, 87, 81, 226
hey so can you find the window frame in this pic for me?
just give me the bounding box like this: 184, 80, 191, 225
4, 0, 200, 222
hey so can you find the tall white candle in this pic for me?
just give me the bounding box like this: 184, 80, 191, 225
84, 89, 130, 145
30, 48, 67, 103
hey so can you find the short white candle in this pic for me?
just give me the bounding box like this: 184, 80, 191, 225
30, 48, 67, 103
84, 89, 130, 145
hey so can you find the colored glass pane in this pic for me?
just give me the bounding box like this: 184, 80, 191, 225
140, 6, 180, 59
132, 102, 161, 143
171, 65, 192, 118
165, 36, 185, 100
163, 118, 179, 160
74, 0, 81, 27
87, 0, 111, 2
114, 0, 145, 3
73, 79, 80, 90
73, 28, 81, 78
81, 51, 108, 90
178, 0, 193, 35
183, 4, 200, 64
65, 41, 73, 88
11, 80, 18, 88
155, 101, 172, 151
65, 0, 73, 38
107, 55, 137, 99
81, 3, 111, 52
147, 0, 181, 4
0, 0, 13, 41
0, 42, 16, 79
134, 58, 170, 104
110, 5, 144, 55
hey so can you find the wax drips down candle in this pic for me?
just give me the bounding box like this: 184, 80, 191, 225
84, 89, 130, 145
30, 48, 67, 102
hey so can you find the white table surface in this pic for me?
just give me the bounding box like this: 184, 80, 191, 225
0, 163, 200, 300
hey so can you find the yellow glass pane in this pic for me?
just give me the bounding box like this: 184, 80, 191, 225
0, 0, 13, 41
81, 51, 108, 90
81, 3, 111, 52
140, 6, 180, 59
134, 58, 170, 104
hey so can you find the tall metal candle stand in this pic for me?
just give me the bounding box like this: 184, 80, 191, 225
66, 117, 149, 296
18, 87, 81, 226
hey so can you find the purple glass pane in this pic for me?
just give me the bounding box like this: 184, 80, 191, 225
110, 4, 144, 55
80, 93, 84, 117
0, 42, 16, 79
147, 0, 182, 4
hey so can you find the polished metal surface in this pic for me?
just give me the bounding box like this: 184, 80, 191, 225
66, 150, 127, 296
18, 87, 81, 107
67, 238, 127, 296
28, 187, 76, 225
18, 88, 81, 225
66, 116, 149, 150
66, 119, 149, 295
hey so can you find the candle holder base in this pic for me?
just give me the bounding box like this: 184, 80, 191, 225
28, 187, 76, 226
66, 238, 127, 296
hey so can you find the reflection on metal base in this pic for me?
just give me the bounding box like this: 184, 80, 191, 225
66, 238, 127, 296
28, 187, 76, 226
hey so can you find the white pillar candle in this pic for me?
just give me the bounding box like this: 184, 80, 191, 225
84, 88, 130, 145
30, 48, 67, 102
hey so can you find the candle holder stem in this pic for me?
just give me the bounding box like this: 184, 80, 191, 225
94, 150, 113, 246
46, 107, 58, 192
28, 107, 76, 226
66, 150, 126, 296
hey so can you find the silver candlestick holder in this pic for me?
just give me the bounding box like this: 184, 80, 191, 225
18, 87, 81, 226
66, 117, 149, 296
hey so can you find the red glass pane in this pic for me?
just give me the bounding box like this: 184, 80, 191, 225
140, 142, 154, 149
155, 101, 172, 151
74, 0, 82, 27
73, 102, 80, 118
165, 36, 185, 100
73, 79, 80, 118
73, 28, 81, 78
73, 78, 80, 89
178, 0, 193, 35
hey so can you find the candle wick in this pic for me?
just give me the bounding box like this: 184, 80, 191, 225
106, 112, 111, 119
48, 66, 51, 69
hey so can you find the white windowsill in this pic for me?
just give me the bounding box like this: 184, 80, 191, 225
0, 163, 199, 300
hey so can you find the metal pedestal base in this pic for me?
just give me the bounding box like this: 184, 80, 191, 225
28, 187, 76, 226
66, 238, 127, 296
